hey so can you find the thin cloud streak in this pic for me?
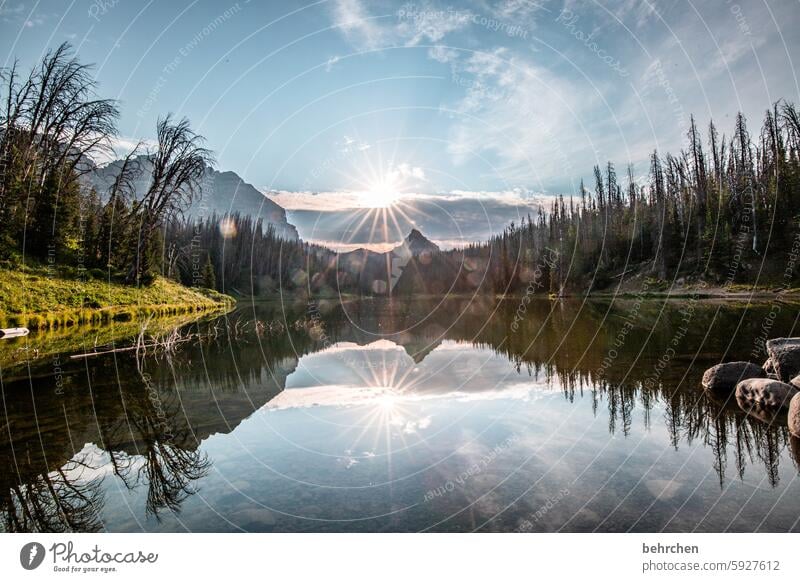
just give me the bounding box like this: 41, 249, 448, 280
271, 189, 554, 250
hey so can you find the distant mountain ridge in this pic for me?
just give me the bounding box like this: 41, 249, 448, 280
397, 228, 440, 256
86, 156, 298, 240
336, 229, 442, 294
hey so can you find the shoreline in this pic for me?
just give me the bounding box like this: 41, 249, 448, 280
347, 289, 800, 301
0, 300, 234, 331
0, 265, 235, 331
584, 286, 800, 301
0, 308, 232, 376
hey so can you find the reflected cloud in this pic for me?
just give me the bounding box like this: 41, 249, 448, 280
271, 339, 557, 411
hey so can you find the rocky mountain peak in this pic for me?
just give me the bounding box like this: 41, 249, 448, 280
401, 228, 439, 255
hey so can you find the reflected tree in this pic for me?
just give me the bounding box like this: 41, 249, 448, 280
1, 465, 104, 533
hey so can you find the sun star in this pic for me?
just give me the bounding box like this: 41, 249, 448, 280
359, 174, 402, 208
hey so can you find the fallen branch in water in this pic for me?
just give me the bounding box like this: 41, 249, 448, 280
69, 314, 259, 360
71, 315, 200, 360
69, 336, 198, 359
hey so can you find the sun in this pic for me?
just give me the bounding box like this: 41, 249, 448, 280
359, 174, 402, 208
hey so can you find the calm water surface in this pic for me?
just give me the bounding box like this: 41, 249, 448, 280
3, 296, 800, 532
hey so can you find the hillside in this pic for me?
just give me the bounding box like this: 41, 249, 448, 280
0, 262, 233, 330
86, 156, 298, 240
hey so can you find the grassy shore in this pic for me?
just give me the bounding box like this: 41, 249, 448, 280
0, 262, 234, 330
0, 310, 227, 374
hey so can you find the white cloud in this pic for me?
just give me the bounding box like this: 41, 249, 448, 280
561, 0, 661, 30
428, 45, 460, 63
0, 4, 26, 18
91, 136, 157, 166
707, 35, 766, 77
270, 189, 555, 250
340, 134, 371, 153
269, 188, 549, 212
86, 136, 153, 166
325, 55, 341, 72
444, 48, 596, 187
332, 0, 472, 50
397, 5, 473, 46
1, 4, 57, 28
401, 415, 433, 434
389, 162, 426, 182
325, 0, 797, 194
490, 0, 547, 24
267, 340, 559, 411
333, 0, 390, 49
269, 190, 383, 211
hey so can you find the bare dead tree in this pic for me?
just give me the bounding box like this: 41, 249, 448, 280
1, 468, 104, 532
127, 115, 213, 282
0, 43, 119, 256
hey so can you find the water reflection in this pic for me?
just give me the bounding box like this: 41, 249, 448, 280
1, 297, 799, 532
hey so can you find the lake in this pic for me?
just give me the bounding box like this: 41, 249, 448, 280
2, 296, 800, 532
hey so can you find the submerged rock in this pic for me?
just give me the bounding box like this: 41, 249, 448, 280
765, 338, 800, 382
735, 378, 799, 410
702, 362, 765, 393
789, 393, 800, 437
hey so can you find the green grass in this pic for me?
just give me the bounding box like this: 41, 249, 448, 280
0, 263, 234, 330
0, 310, 225, 374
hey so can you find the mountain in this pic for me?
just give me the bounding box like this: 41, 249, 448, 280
337, 229, 442, 295
401, 228, 440, 255
86, 156, 298, 240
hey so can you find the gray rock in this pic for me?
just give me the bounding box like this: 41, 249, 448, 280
764, 358, 775, 375
701, 362, 765, 393
765, 338, 800, 382
790, 435, 800, 470
789, 393, 800, 437
735, 395, 788, 425
735, 378, 799, 410
792, 375, 800, 389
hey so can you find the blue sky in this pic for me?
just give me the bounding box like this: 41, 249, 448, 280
2, 0, 798, 247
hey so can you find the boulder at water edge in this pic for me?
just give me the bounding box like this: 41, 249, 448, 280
702, 362, 765, 393
790, 435, 800, 470
765, 338, 800, 382
735, 378, 799, 410
735, 395, 788, 425
789, 393, 800, 437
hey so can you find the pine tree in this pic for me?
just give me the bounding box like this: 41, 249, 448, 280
202, 254, 216, 290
